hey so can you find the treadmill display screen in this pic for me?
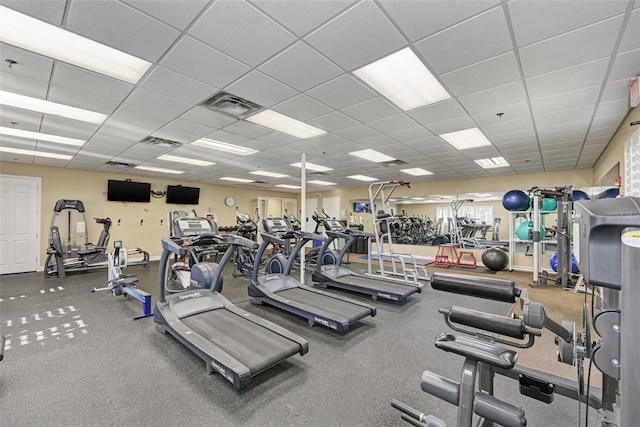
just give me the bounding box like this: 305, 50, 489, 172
264, 219, 288, 233
177, 219, 214, 236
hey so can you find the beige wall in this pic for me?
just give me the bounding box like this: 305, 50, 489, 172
1, 162, 295, 263
593, 105, 639, 190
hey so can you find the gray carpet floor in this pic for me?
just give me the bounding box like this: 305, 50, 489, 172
0, 261, 595, 426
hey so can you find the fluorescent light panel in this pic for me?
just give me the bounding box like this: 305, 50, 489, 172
0, 126, 84, 146
0, 146, 72, 160
276, 184, 301, 189
440, 128, 492, 150
400, 168, 433, 176
220, 177, 254, 183
0, 90, 107, 124
0, 6, 151, 84
349, 149, 395, 163
192, 138, 258, 156
308, 180, 336, 186
250, 170, 288, 178
354, 47, 450, 111
290, 162, 333, 172
474, 157, 510, 169
157, 154, 214, 167
247, 109, 326, 139
134, 165, 183, 174
347, 175, 378, 181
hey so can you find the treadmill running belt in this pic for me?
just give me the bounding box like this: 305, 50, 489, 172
182, 309, 300, 374
276, 288, 369, 320
328, 272, 418, 295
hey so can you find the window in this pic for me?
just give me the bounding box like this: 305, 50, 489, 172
436, 205, 494, 225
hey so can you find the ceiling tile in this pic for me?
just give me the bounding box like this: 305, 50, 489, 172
125, 88, 193, 117
440, 51, 521, 97
189, 0, 296, 67
180, 107, 238, 129
40, 115, 100, 140
272, 94, 333, 121
481, 116, 534, 136
508, 0, 627, 47
306, 74, 376, 110
534, 106, 594, 128
252, 0, 357, 37
259, 42, 343, 92
339, 97, 400, 124
1, 0, 65, 25
458, 81, 527, 114
48, 84, 120, 115
616, 7, 640, 53
120, 0, 209, 31
519, 15, 625, 78
225, 71, 298, 108
525, 58, 610, 99
53, 62, 134, 102
140, 66, 216, 105
308, 111, 358, 132
471, 102, 530, 126
0, 44, 54, 83
379, 0, 499, 42
0, 73, 49, 99
161, 36, 251, 88
414, 7, 511, 74
408, 99, 468, 127
388, 126, 433, 142
305, 1, 406, 71
67, 0, 181, 62
223, 121, 273, 139
334, 124, 379, 141
601, 79, 632, 102
366, 114, 419, 134
530, 85, 601, 115
153, 118, 214, 144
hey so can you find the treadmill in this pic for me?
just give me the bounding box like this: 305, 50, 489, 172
154, 218, 308, 390
311, 219, 422, 303
248, 218, 376, 332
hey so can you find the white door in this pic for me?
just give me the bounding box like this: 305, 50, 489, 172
0, 175, 40, 274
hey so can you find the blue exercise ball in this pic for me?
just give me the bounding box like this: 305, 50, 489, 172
571, 190, 590, 202
596, 188, 619, 199
550, 252, 580, 274
516, 221, 545, 241
502, 190, 530, 211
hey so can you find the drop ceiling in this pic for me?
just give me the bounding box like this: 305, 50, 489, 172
1, 0, 639, 192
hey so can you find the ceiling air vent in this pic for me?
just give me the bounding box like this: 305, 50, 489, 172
201, 92, 263, 119
309, 171, 330, 176
105, 161, 135, 168
380, 159, 407, 166
139, 136, 182, 148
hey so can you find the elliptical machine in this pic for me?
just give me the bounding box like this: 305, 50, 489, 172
233, 208, 259, 277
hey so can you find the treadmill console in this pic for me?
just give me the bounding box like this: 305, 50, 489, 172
175, 218, 218, 237
323, 219, 345, 232
263, 218, 289, 234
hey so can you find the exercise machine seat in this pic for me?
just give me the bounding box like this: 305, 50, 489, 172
434, 332, 518, 370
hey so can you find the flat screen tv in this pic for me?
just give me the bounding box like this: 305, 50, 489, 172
166, 185, 200, 205
107, 179, 151, 202
354, 202, 366, 213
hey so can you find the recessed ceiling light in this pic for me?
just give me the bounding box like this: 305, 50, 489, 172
0, 90, 107, 124
0, 146, 72, 160
157, 154, 214, 167
290, 162, 333, 172
474, 157, 510, 169
353, 47, 451, 111
220, 177, 255, 183
348, 149, 396, 163
0, 6, 151, 83
440, 128, 492, 150
246, 109, 326, 139
347, 175, 378, 181
276, 184, 301, 189
308, 180, 336, 186
400, 168, 433, 176
192, 138, 258, 156
250, 170, 289, 178
0, 126, 85, 146
411, 197, 425, 200
135, 165, 184, 174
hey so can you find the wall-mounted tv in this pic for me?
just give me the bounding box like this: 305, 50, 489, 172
166, 185, 200, 205
107, 179, 151, 202
354, 202, 366, 213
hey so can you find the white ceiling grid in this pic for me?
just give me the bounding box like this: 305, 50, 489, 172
0, 0, 638, 192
